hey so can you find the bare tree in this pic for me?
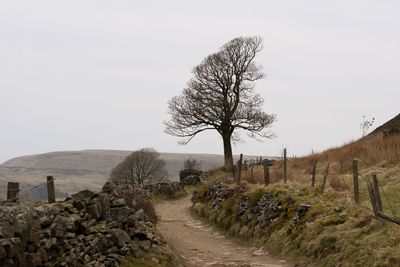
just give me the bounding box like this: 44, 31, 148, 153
165, 36, 275, 172
183, 158, 201, 170
110, 148, 168, 185
360, 116, 375, 137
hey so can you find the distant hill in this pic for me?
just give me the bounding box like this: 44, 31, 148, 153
0, 150, 265, 200
369, 113, 400, 136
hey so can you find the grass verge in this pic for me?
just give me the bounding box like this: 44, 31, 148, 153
192, 180, 400, 267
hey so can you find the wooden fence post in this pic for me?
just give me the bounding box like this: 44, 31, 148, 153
364, 175, 400, 224
263, 159, 270, 187
236, 154, 243, 185
250, 166, 254, 183
283, 148, 288, 184
311, 160, 317, 188
365, 175, 379, 217
47, 176, 56, 204
378, 213, 400, 225
7, 182, 19, 202
352, 160, 360, 204
365, 175, 383, 216
371, 175, 383, 212
320, 163, 330, 193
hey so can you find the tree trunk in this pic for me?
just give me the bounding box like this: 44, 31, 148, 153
222, 134, 234, 172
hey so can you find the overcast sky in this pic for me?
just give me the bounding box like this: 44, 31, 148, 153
1, 0, 399, 163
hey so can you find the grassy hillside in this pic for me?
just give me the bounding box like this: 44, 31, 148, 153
243, 133, 400, 211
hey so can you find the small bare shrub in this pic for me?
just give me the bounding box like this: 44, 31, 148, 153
120, 190, 158, 223
131, 198, 158, 223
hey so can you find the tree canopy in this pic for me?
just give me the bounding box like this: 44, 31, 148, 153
109, 148, 168, 185
165, 36, 275, 171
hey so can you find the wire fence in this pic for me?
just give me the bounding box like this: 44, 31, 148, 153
1, 177, 104, 204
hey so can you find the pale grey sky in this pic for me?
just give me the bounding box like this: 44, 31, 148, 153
1, 0, 399, 163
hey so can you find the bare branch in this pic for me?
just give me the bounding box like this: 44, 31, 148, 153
164, 36, 275, 171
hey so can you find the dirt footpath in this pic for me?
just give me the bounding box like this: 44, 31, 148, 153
155, 196, 292, 267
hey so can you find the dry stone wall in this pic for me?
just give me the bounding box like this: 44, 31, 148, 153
0, 182, 184, 267
179, 169, 202, 186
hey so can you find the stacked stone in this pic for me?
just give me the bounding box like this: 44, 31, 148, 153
200, 182, 312, 227
144, 182, 184, 198
237, 194, 249, 219
0, 187, 169, 267
206, 182, 233, 209
253, 192, 283, 224
103, 181, 185, 199
179, 170, 202, 186
292, 203, 312, 225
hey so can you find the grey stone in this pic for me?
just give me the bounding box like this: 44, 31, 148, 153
180, 169, 202, 186
86, 204, 101, 219
110, 207, 133, 223
135, 209, 146, 221
110, 199, 126, 208
111, 229, 131, 248
0, 242, 6, 259
1, 237, 22, 258
139, 240, 152, 251
40, 216, 52, 228
24, 252, 42, 266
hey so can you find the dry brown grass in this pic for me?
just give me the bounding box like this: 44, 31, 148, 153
241, 133, 400, 184
239, 133, 400, 214
292, 133, 400, 172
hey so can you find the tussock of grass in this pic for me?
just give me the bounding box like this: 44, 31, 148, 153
245, 187, 266, 208
121, 246, 183, 267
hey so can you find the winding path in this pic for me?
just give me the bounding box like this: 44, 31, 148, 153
156, 196, 292, 267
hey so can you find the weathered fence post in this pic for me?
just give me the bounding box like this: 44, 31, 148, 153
283, 148, 288, 184
377, 213, 400, 225
236, 154, 243, 184
250, 166, 254, 183
365, 175, 383, 216
320, 163, 330, 193
365, 175, 400, 224
352, 160, 360, 204
371, 175, 383, 212
311, 160, 317, 188
365, 175, 380, 217
7, 182, 20, 202
47, 176, 56, 204
263, 159, 270, 187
